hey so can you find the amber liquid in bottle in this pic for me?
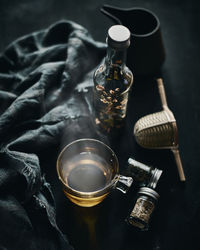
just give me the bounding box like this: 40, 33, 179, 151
93, 44, 133, 133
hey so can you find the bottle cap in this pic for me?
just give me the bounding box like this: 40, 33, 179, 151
107, 25, 131, 49
138, 187, 160, 201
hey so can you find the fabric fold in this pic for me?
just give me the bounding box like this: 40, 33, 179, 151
0, 20, 106, 250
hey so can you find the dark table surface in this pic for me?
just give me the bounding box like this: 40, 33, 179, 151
0, 0, 200, 250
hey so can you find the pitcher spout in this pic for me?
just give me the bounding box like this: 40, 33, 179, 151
100, 4, 126, 25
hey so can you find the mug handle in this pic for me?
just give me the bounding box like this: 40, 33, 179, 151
115, 175, 133, 193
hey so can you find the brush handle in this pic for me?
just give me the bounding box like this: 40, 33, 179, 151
157, 78, 168, 109
171, 148, 186, 181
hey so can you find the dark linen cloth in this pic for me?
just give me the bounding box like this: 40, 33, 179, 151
0, 20, 106, 250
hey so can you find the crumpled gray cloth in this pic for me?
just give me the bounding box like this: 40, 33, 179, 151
0, 20, 106, 250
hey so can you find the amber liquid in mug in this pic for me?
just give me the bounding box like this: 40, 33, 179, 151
62, 151, 113, 206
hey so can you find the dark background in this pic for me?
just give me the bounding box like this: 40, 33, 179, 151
0, 0, 200, 250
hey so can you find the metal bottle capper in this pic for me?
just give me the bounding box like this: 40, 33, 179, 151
93, 25, 133, 133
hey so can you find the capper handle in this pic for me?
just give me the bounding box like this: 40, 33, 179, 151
157, 78, 186, 181
157, 78, 168, 110
171, 148, 186, 182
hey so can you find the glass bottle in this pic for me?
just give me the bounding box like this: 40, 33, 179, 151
93, 25, 133, 134
127, 158, 163, 189
127, 187, 159, 231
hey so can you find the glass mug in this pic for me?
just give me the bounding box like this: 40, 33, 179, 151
56, 138, 133, 207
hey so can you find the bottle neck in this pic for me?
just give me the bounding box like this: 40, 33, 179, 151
105, 46, 127, 69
